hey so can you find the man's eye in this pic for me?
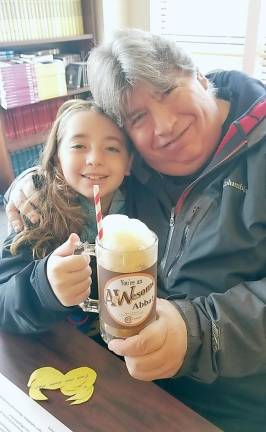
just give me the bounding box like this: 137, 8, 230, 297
164, 86, 176, 96
131, 112, 146, 126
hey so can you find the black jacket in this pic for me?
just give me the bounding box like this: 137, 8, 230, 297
126, 71, 266, 432
0, 233, 71, 332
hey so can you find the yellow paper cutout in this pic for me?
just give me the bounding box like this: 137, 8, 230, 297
28, 366, 97, 405
29, 387, 48, 401
61, 378, 96, 396
27, 367, 65, 387
66, 385, 94, 405
27, 367, 65, 400
60, 367, 97, 394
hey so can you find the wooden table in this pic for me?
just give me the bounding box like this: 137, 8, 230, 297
0, 322, 222, 432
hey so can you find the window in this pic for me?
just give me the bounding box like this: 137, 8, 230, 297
150, 0, 266, 83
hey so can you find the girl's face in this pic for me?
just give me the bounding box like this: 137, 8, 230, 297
57, 110, 132, 212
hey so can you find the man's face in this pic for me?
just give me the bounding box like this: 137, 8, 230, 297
125, 74, 227, 176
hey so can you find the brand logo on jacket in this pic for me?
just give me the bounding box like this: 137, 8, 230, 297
223, 178, 247, 193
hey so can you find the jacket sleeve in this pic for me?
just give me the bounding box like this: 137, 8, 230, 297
0, 233, 71, 334
171, 277, 266, 383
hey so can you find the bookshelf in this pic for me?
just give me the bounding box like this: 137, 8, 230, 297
0, 0, 97, 194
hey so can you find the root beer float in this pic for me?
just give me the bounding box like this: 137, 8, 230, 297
96, 215, 158, 343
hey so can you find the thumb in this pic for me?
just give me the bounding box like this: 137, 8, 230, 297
52, 233, 80, 258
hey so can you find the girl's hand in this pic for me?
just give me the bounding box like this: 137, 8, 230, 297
47, 233, 92, 307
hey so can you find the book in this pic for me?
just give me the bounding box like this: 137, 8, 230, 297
66, 62, 87, 89
19, 53, 54, 63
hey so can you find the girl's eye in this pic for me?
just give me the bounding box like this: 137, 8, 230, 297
106, 146, 120, 153
71, 144, 84, 149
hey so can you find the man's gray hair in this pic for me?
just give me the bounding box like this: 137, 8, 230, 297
87, 29, 196, 126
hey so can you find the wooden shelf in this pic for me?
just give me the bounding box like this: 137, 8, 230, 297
0, 34, 94, 49
0, 87, 91, 111
67, 86, 91, 97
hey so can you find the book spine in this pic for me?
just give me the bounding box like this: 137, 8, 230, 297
6, 0, 16, 41
2, 1, 11, 42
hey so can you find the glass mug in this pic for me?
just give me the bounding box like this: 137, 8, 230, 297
78, 232, 158, 344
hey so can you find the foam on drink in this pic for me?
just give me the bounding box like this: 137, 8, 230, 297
98, 215, 157, 273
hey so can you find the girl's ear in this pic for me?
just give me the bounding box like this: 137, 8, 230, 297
126, 154, 134, 176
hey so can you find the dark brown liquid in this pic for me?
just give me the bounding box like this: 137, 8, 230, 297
97, 263, 157, 343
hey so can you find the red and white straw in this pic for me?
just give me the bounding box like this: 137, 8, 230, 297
93, 184, 103, 241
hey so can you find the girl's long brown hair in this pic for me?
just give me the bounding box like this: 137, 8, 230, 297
11, 99, 116, 258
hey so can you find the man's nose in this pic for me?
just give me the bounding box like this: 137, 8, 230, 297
153, 103, 176, 137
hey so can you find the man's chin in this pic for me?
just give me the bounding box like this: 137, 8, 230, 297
150, 161, 200, 176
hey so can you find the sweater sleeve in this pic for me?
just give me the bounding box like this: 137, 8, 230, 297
0, 233, 71, 334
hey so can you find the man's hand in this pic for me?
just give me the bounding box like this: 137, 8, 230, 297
6, 172, 39, 232
108, 298, 188, 381
47, 233, 92, 307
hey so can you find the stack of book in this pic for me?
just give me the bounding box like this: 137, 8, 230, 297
0, 58, 68, 109
0, 62, 39, 109
34, 60, 67, 100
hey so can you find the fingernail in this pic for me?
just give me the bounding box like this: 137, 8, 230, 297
108, 341, 114, 351
30, 214, 39, 224
13, 224, 22, 233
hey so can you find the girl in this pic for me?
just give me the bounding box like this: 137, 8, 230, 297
0, 99, 132, 336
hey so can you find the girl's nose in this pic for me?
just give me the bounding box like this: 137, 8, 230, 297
86, 149, 102, 166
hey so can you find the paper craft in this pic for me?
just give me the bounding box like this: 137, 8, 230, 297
60, 367, 97, 405
28, 366, 97, 405
28, 367, 65, 400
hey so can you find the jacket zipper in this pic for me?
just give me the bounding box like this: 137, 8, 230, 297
161, 139, 248, 278
159, 207, 175, 274
166, 205, 201, 278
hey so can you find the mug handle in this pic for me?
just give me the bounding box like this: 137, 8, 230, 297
74, 242, 100, 313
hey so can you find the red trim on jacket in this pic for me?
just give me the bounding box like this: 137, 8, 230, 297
175, 98, 266, 214
215, 124, 238, 156
239, 99, 266, 135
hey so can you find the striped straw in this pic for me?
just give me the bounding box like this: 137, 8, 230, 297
93, 184, 103, 241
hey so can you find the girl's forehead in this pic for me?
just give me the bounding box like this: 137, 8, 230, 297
61, 109, 127, 141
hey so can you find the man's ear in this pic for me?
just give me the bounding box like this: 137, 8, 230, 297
126, 154, 134, 176
197, 71, 208, 90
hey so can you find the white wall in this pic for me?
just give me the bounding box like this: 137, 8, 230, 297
95, 0, 150, 42
128, 0, 150, 30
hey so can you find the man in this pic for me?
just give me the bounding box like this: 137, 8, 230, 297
5, 30, 266, 431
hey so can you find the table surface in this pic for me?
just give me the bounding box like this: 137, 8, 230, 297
0, 322, 222, 432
